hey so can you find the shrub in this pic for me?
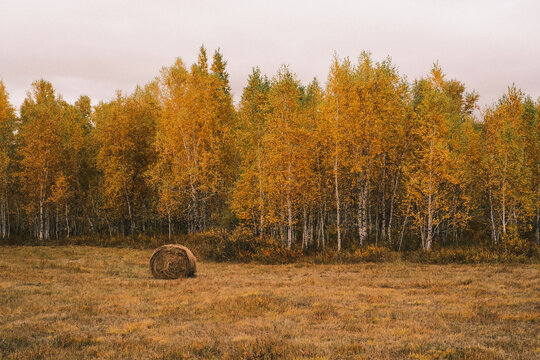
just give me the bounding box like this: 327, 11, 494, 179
184, 228, 302, 264
404, 244, 538, 264
352, 245, 401, 262
307, 246, 401, 264
502, 231, 536, 256
4, 227, 538, 264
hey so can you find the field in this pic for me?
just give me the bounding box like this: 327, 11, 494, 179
0, 247, 538, 359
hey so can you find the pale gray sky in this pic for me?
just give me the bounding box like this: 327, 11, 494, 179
1, 0, 539, 111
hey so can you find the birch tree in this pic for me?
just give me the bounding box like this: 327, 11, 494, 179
232, 68, 270, 235
151, 47, 236, 234
264, 66, 303, 248
18, 80, 63, 240
404, 66, 476, 250
0, 81, 16, 238
94, 84, 158, 235
482, 87, 534, 243
323, 56, 355, 252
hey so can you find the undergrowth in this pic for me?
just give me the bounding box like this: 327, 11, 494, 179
1, 228, 538, 264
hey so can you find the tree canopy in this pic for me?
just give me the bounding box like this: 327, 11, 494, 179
0, 47, 538, 250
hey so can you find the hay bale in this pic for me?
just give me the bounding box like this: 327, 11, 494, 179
150, 244, 196, 279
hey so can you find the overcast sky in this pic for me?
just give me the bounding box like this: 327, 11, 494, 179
1, 0, 539, 112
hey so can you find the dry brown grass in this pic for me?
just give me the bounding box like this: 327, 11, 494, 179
0, 246, 538, 359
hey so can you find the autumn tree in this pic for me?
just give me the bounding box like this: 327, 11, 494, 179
0, 81, 16, 238
53, 95, 96, 237
297, 79, 325, 248
233, 68, 325, 249
404, 65, 478, 250
2, 47, 538, 254
18, 80, 64, 240
347, 53, 411, 247
150, 46, 236, 234
322, 56, 356, 251
521, 98, 540, 244
261, 66, 304, 247
482, 87, 535, 243
94, 84, 159, 235
232, 67, 271, 235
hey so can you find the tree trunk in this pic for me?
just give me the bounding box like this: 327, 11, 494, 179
381, 154, 387, 243
302, 205, 308, 249
189, 179, 197, 234
45, 207, 50, 240
318, 204, 326, 250
489, 189, 498, 244
279, 197, 285, 245
426, 193, 433, 251
286, 158, 293, 249
334, 97, 341, 252
399, 200, 411, 251
257, 144, 265, 237
387, 168, 401, 246
125, 190, 135, 235
39, 182, 44, 241
536, 180, 539, 245
425, 134, 434, 251
286, 192, 293, 249
65, 204, 70, 238
308, 211, 314, 246
501, 179, 507, 236
357, 180, 368, 246
334, 154, 341, 252
375, 201, 379, 247
501, 154, 508, 236
1, 201, 5, 239
55, 206, 59, 240
6, 198, 9, 238
167, 206, 172, 240
535, 209, 540, 245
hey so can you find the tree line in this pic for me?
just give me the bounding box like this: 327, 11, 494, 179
0, 46, 538, 251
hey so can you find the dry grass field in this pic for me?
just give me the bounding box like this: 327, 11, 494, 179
0, 246, 538, 359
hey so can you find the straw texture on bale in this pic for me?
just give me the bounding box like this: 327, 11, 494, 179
150, 244, 197, 279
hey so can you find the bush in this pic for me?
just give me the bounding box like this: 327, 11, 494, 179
502, 231, 537, 256
307, 245, 401, 264
184, 228, 302, 264
404, 244, 539, 264
3, 227, 538, 264
352, 245, 401, 262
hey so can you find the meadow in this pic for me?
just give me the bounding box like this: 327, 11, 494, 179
0, 246, 538, 359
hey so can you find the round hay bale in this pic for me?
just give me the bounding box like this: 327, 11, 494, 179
150, 244, 196, 279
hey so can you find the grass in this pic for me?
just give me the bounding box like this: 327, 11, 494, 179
0, 246, 538, 359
